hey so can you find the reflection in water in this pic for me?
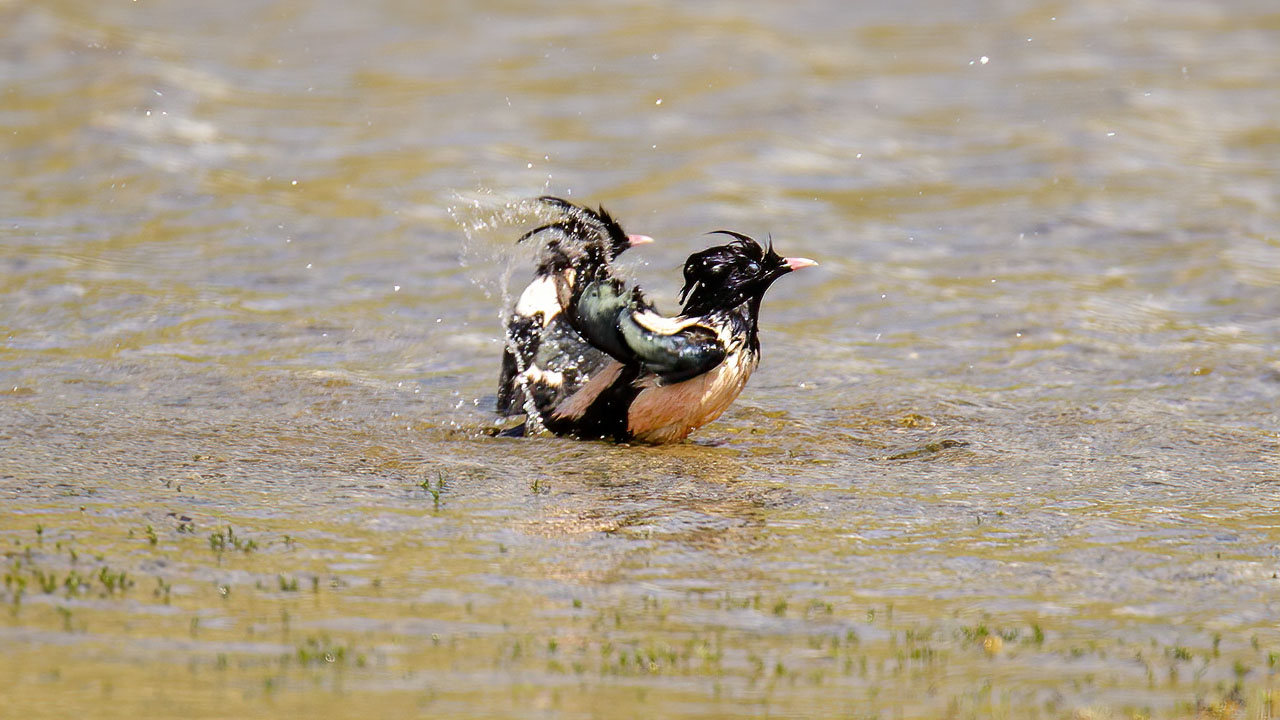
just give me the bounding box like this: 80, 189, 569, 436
3, 0, 1280, 716
516, 444, 774, 545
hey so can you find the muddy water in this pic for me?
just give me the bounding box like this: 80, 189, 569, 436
3, 0, 1279, 717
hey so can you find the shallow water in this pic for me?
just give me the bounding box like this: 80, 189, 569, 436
3, 0, 1280, 717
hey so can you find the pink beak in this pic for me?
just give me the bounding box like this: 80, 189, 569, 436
627, 234, 655, 247
785, 257, 818, 271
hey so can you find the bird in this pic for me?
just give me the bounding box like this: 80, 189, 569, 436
496, 196, 653, 424
498, 203, 816, 444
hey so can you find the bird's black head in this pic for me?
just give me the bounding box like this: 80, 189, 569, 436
591, 203, 644, 260
521, 197, 653, 275
678, 231, 816, 317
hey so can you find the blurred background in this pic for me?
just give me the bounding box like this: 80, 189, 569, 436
2, 0, 1279, 717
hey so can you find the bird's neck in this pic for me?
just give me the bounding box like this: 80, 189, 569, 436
745, 294, 764, 352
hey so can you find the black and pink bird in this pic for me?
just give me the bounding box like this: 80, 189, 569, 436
496, 197, 653, 419
497, 197, 815, 443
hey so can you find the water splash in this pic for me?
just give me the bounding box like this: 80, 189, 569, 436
447, 191, 646, 437
446, 190, 565, 434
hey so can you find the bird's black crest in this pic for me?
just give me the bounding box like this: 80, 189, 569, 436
678, 231, 788, 315
517, 196, 632, 270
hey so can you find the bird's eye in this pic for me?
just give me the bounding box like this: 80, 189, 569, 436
745, 261, 760, 275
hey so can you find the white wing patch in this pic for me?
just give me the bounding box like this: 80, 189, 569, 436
514, 275, 563, 327
631, 310, 702, 336
519, 366, 564, 388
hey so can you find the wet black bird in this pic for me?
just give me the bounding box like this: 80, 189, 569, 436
499, 202, 815, 443
496, 196, 653, 420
